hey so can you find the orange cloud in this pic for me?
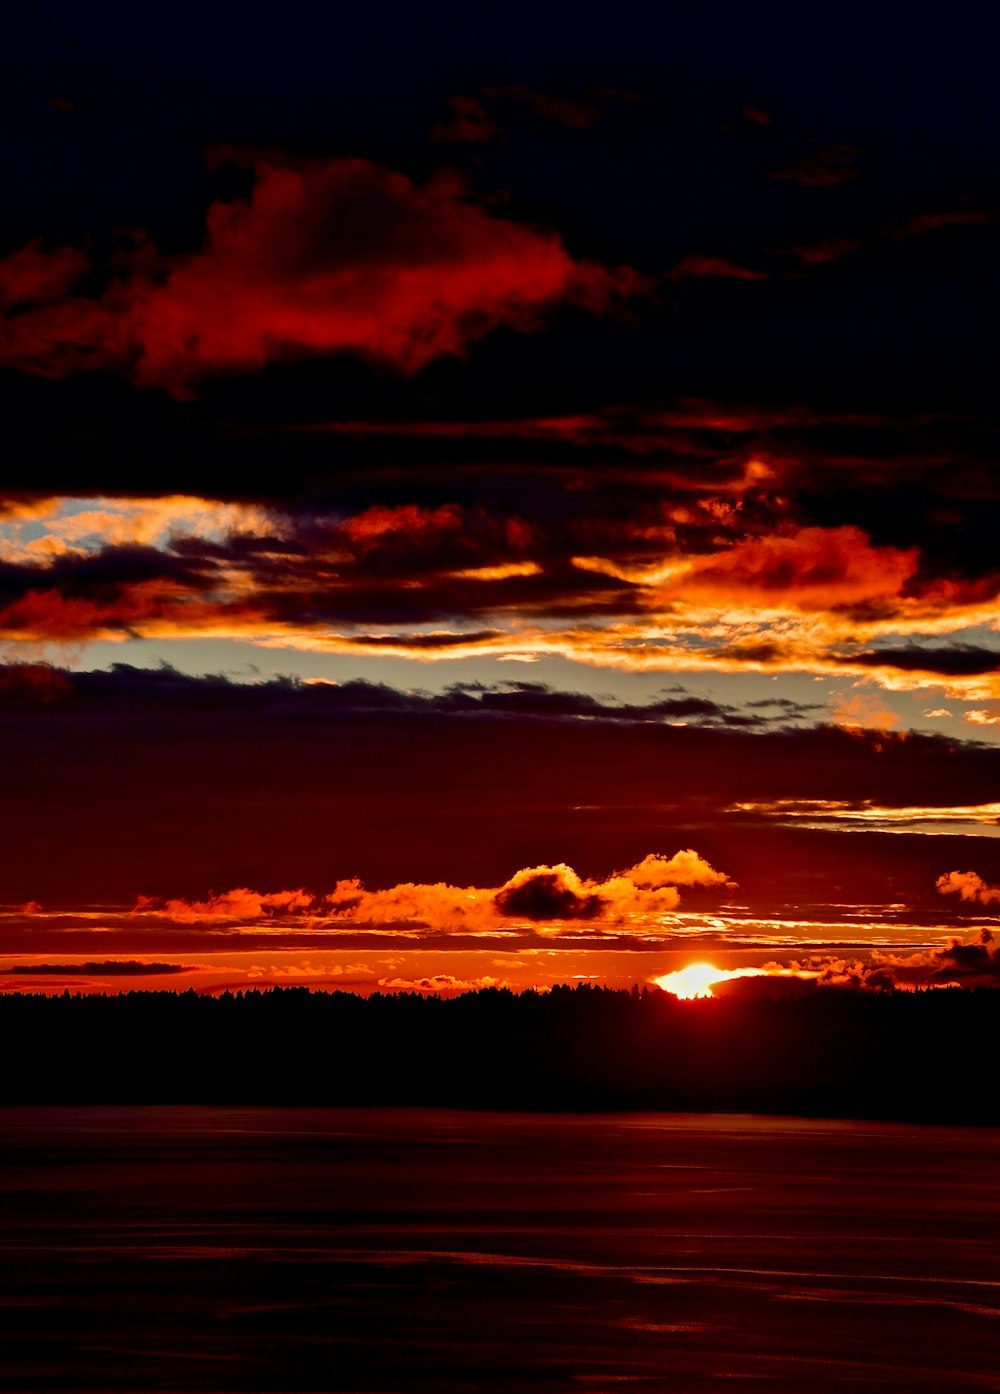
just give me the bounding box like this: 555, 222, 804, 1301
135, 888, 318, 922
377, 973, 507, 995
815, 929, 1000, 990
831, 691, 900, 733
936, 870, 1000, 907
626, 850, 732, 889
0, 495, 274, 564
679, 526, 917, 610
0, 153, 645, 395
134, 851, 734, 934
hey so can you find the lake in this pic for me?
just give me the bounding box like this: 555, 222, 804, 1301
3, 1108, 1000, 1390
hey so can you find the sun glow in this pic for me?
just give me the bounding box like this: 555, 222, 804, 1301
651, 961, 767, 999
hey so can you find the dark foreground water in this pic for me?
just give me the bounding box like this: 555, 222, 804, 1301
3, 1109, 1000, 1392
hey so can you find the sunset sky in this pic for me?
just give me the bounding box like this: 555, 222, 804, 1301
3, 1, 1000, 996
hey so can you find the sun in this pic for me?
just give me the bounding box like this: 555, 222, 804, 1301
651, 962, 768, 999
652, 962, 726, 999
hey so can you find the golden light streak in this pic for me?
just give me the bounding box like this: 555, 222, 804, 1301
449, 561, 542, 581
731, 798, 1000, 831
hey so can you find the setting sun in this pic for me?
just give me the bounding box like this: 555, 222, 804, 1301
651, 962, 766, 999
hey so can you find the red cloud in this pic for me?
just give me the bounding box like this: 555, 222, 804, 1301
683, 526, 917, 609
770, 144, 860, 187
670, 254, 768, 281
0, 239, 90, 309
0, 153, 644, 396
341, 503, 465, 546
431, 96, 502, 144
485, 86, 598, 129
895, 210, 996, 238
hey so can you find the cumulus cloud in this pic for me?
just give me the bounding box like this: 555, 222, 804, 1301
0, 152, 644, 395
815, 929, 1000, 989
134, 888, 318, 922
626, 850, 732, 888
493, 865, 607, 920
936, 870, 1000, 906
134, 850, 734, 933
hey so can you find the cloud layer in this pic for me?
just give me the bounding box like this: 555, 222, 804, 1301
0, 152, 644, 395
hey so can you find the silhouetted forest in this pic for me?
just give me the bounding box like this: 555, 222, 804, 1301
2, 984, 997, 1123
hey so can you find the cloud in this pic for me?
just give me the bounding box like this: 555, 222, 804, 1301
6, 960, 193, 976
894, 209, 997, 238
135, 888, 318, 922
0, 152, 644, 395
377, 973, 506, 995
4, 662, 1000, 914
770, 144, 860, 186
843, 645, 1000, 678
659, 525, 917, 611
0, 495, 275, 565
936, 870, 1000, 906
816, 929, 1000, 990
0, 496, 943, 675
626, 850, 731, 888
3, 399, 1000, 687
134, 850, 733, 934
670, 254, 768, 280
785, 237, 863, 266
0, 240, 90, 309
484, 86, 598, 129
431, 96, 502, 144
493, 865, 607, 920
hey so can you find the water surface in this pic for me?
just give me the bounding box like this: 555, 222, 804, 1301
3, 1108, 1000, 1390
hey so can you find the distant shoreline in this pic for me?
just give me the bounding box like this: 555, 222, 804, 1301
4, 983, 998, 1125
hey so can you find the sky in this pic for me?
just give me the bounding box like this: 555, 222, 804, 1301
3, 0, 1000, 996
